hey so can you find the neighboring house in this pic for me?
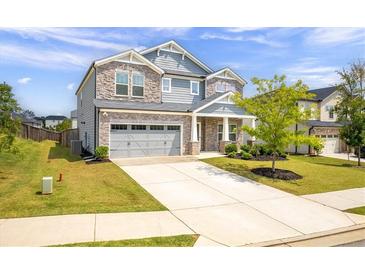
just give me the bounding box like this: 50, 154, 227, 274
76, 40, 255, 158
70, 110, 77, 129
44, 115, 67, 128
288, 86, 345, 154
11, 112, 43, 128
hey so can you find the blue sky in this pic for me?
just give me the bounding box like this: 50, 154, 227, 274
1, 27, 364, 117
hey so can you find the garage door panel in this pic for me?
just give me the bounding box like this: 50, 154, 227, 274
110, 124, 181, 158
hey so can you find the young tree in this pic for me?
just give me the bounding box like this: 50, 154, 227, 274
335, 60, 365, 166
0, 82, 21, 152
233, 75, 320, 173
55, 118, 72, 132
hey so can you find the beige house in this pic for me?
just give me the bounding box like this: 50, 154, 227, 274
76, 40, 256, 158
288, 87, 345, 154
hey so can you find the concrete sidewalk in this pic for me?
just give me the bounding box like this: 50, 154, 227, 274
302, 188, 365, 210
0, 211, 193, 247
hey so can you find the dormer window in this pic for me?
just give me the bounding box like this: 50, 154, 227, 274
216, 83, 225, 93
216, 82, 236, 93
326, 105, 335, 119
162, 78, 171, 93
190, 81, 199, 95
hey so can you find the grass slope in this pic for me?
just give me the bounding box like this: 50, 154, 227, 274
0, 138, 165, 218
345, 206, 365, 216
53, 234, 199, 247
202, 155, 365, 195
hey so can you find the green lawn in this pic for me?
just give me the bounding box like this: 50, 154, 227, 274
52, 234, 199, 247
202, 155, 365, 195
0, 138, 165, 218
345, 206, 365, 216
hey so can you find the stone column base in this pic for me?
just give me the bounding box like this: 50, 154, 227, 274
219, 141, 232, 154
188, 141, 200, 155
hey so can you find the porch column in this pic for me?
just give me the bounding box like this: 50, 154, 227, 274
222, 116, 229, 141
251, 118, 256, 141
191, 114, 198, 142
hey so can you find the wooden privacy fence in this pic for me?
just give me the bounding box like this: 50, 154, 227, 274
20, 123, 79, 147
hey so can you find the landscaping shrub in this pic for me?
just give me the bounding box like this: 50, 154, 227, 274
227, 151, 237, 158
240, 144, 251, 153
224, 144, 237, 154
95, 146, 109, 159
241, 152, 253, 160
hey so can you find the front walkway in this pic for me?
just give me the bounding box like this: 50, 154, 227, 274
302, 188, 365, 210
322, 152, 365, 163
0, 211, 193, 247
119, 159, 365, 246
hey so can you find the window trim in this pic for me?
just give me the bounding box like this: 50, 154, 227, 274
215, 82, 226, 93
162, 77, 172, 93
115, 69, 129, 97
217, 123, 237, 142
190, 80, 200, 95
131, 72, 145, 98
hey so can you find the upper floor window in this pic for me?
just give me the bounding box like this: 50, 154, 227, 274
326, 105, 335, 119
116, 71, 128, 96
216, 82, 236, 93
216, 83, 225, 93
190, 81, 199, 95
132, 73, 144, 97
162, 78, 171, 93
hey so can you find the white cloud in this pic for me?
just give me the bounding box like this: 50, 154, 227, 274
282, 58, 339, 88
200, 32, 286, 48
306, 28, 365, 46
17, 77, 31, 84
0, 43, 91, 69
2, 28, 139, 51
149, 27, 192, 37
67, 83, 75, 90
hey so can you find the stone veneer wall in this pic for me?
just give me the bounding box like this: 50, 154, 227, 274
98, 111, 191, 154
96, 61, 162, 103
206, 78, 243, 98
202, 117, 244, 151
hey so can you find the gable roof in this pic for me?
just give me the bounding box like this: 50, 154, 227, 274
75, 49, 164, 95
45, 115, 67, 120
190, 91, 234, 112
307, 86, 337, 101
206, 67, 247, 85
94, 49, 164, 74
140, 40, 213, 74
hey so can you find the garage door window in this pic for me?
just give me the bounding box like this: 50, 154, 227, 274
328, 135, 333, 138
131, 125, 146, 130
167, 125, 180, 131
321, 135, 326, 138
111, 124, 127, 130
334, 135, 338, 138
150, 125, 164, 130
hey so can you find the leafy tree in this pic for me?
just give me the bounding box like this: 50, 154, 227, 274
55, 118, 72, 132
233, 75, 320, 173
0, 82, 21, 152
21, 109, 35, 119
335, 60, 365, 166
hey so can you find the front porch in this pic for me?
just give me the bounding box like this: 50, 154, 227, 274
188, 114, 256, 155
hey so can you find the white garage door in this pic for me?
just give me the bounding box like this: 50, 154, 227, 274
110, 124, 181, 158
320, 134, 340, 154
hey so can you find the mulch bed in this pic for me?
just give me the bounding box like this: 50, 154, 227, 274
251, 168, 303, 180
85, 158, 111, 165
234, 153, 287, 161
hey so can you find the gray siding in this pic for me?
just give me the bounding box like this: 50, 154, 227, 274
77, 69, 96, 153
198, 103, 246, 116
143, 50, 208, 75
162, 78, 204, 104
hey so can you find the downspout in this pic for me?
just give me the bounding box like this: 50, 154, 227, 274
295, 123, 298, 154
93, 65, 97, 153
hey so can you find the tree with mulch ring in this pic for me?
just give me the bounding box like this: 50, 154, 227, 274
232, 74, 323, 179
251, 168, 303, 180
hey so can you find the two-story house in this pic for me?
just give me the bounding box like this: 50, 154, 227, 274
76, 40, 256, 158
288, 86, 345, 154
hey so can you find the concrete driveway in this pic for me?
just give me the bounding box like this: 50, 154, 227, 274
116, 158, 365, 246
